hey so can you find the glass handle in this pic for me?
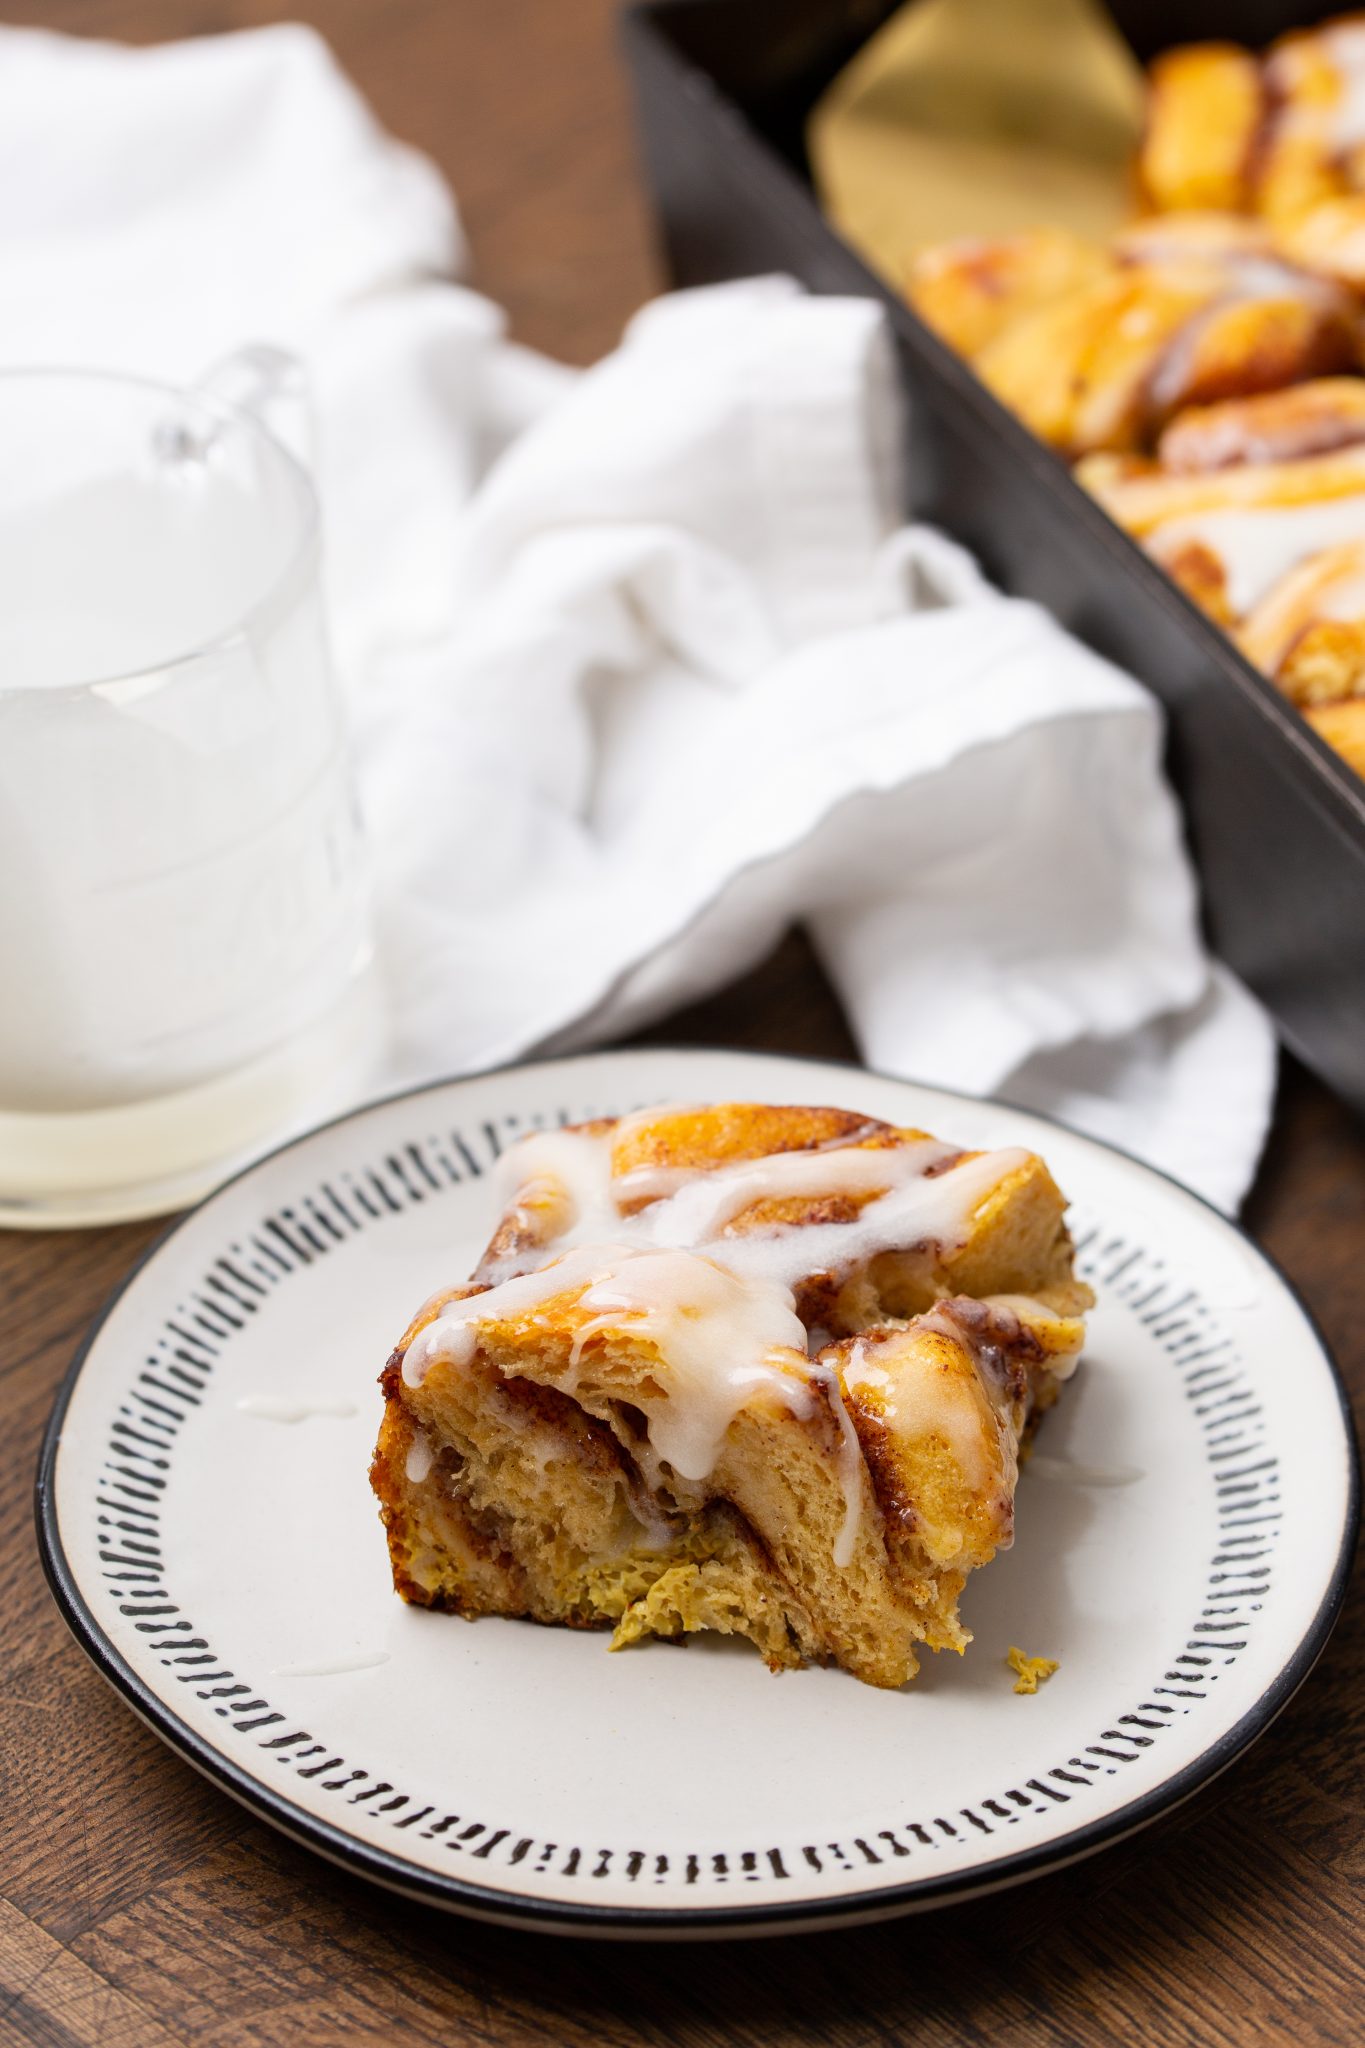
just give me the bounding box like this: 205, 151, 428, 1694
172, 345, 314, 468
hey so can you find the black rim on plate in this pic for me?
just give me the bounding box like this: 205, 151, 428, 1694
32, 1047, 1363, 1937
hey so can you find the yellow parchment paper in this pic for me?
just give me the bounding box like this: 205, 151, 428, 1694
809, 0, 1147, 281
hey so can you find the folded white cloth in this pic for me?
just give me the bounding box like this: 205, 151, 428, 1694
0, 23, 1277, 1209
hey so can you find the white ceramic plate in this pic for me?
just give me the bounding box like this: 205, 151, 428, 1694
38, 1049, 1357, 1936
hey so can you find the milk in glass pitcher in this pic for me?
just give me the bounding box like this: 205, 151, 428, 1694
0, 352, 381, 1224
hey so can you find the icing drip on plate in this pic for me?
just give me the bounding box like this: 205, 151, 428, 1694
236, 1395, 357, 1424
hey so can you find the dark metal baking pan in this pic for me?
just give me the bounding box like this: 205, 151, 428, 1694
621, 0, 1365, 1115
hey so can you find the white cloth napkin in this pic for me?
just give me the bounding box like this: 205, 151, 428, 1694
0, 22, 1277, 1210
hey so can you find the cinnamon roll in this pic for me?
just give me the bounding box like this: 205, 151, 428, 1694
909, 218, 1356, 457
370, 1103, 1091, 1690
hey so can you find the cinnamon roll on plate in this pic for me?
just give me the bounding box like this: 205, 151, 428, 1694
371, 1102, 1091, 1691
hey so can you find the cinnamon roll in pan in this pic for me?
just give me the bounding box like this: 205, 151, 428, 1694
902, 13, 1365, 776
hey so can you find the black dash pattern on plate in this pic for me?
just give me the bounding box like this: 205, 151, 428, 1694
93, 1130, 1276, 1895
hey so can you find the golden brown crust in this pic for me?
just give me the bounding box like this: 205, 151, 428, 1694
611, 1100, 885, 1175
1138, 44, 1263, 214
1080, 441, 1365, 537
1238, 539, 1365, 684
1278, 617, 1365, 702
1257, 22, 1360, 225
972, 270, 1209, 455
473, 1105, 1085, 1328
923, 231, 1353, 457
478, 1104, 913, 1271
1156, 291, 1357, 420
1157, 379, 1365, 473
1275, 193, 1365, 288
1157, 539, 1235, 625
906, 230, 1114, 361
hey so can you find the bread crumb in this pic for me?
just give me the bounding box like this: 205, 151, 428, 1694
1007, 1645, 1059, 1694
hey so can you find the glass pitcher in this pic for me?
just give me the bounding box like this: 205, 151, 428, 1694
0, 352, 381, 1225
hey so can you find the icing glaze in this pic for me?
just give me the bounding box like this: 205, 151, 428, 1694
1327, 24, 1365, 152
841, 1336, 994, 1493
404, 1312, 477, 1388
629, 1134, 960, 1241
1147, 259, 1341, 418
405, 1115, 1046, 1568
1307, 564, 1365, 624
1151, 490, 1365, 613
809, 1358, 867, 1568
483, 1122, 1028, 1301
570, 1248, 812, 1481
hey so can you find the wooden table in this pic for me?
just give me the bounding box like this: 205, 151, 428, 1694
2, 3, 1363, 2041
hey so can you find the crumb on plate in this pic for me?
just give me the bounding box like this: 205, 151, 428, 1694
1007, 1645, 1059, 1694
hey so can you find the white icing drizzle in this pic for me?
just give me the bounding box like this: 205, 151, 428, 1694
1327, 24, 1365, 152
671, 1146, 1027, 1300
490, 1127, 621, 1254
235, 1396, 356, 1423
1148, 258, 1339, 418
486, 1105, 696, 1253
843, 1335, 993, 1491
568, 1247, 812, 1481
629, 1134, 959, 1243
405, 1428, 434, 1483
403, 1314, 476, 1388
1146, 306, 1219, 418
1151, 491, 1365, 614
271, 1652, 390, 1678
809, 1358, 866, 1568
479, 1124, 1026, 1297
1310, 565, 1365, 624
404, 1116, 1036, 1568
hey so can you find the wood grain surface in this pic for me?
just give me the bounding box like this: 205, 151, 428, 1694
1, 3, 1362, 2043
